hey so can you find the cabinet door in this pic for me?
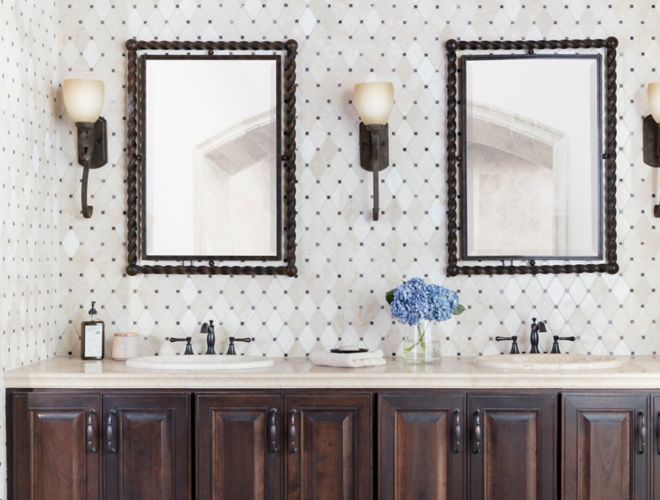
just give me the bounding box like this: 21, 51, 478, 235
196, 393, 283, 500
562, 394, 648, 500
103, 392, 191, 500
285, 392, 372, 500
7, 390, 102, 500
379, 392, 465, 500
468, 393, 557, 500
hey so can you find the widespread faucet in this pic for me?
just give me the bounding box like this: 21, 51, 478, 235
529, 318, 547, 354
200, 320, 216, 355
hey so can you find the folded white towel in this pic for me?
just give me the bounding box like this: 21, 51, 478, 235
310, 349, 386, 368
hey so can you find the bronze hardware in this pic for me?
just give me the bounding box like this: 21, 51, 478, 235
472, 410, 481, 454
106, 409, 118, 453
452, 409, 461, 454
638, 411, 647, 455
86, 410, 97, 453
288, 409, 298, 454
268, 408, 279, 454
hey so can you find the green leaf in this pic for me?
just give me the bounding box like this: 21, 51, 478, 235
385, 290, 395, 304
453, 304, 466, 316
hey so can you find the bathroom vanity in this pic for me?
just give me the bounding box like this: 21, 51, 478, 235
6, 357, 660, 500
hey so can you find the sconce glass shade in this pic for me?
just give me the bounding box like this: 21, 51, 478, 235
63, 79, 105, 123
648, 82, 660, 123
354, 82, 394, 125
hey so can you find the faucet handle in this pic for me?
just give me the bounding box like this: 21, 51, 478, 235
495, 336, 520, 354
167, 336, 194, 355
550, 335, 576, 354
226, 336, 252, 355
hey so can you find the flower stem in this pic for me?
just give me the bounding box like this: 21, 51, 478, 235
404, 322, 428, 353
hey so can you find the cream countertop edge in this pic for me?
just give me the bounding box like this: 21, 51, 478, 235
5, 356, 660, 390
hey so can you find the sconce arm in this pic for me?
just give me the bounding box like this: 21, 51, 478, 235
75, 118, 108, 218
359, 122, 389, 221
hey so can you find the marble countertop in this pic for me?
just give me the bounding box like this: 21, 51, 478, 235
6, 356, 660, 389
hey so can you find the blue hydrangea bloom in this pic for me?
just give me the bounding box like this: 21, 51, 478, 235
389, 279, 461, 325
390, 278, 429, 325
425, 284, 459, 322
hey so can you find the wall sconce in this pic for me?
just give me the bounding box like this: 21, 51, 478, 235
63, 79, 107, 219
643, 82, 660, 217
354, 82, 394, 221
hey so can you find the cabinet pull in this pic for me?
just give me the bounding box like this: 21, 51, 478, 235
472, 410, 481, 454
452, 409, 461, 454
86, 410, 97, 453
106, 409, 118, 453
638, 411, 646, 455
288, 410, 298, 454
268, 408, 279, 454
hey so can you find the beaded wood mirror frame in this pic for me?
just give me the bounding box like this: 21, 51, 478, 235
445, 37, 619, 277
125, 39, 298, 277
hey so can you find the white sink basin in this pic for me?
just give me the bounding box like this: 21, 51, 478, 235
473, 354, 624, 372
126, 355, 275, 371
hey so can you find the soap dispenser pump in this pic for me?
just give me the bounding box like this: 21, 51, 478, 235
81, 301, 105, 360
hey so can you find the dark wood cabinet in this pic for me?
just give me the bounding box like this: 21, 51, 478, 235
11, 387, 660, 500
8, 391, 102, 500
196, 393, 283, 500
467, 393, 557, 500
562, 394, 648, 500
378, 392, 465, 500
284, 393, 373, 500
103, 392, 191, 500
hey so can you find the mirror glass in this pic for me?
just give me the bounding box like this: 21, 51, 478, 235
144, 56, 281, 259
462, 55, 602, 260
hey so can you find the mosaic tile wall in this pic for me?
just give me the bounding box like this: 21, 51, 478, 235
53, 0, 660, 359
0, 0, 63, 496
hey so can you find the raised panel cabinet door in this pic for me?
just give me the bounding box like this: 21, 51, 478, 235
196, 393, 283, 500
562, 394, 648, 500
468, 393, 557, 500
103, 392, 191, 500
285, 392, 372, 500
7, 391, 102, 500
378, 392, 466, 500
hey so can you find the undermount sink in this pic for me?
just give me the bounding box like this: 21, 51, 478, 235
473, 354, 624, 372
126, 355, 275, 371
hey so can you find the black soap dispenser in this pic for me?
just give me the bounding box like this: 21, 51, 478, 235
81, 301, 105, 360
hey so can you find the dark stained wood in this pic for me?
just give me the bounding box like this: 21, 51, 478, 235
562, 394, 648, 500
103, 392, 191, 500
7, 390, 102, 500
468, 393, 557, 500
653, 395, 660, 500
378, 392, 466, 500
196, 393, 283, 500
285, 392, 372, 500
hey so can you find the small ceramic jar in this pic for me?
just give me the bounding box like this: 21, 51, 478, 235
111, 332, 141, 361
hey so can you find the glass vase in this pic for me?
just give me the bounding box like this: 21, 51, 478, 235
402, 320, 441, 364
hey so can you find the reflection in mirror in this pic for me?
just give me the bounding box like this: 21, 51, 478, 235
462, 56, 602, 260
144, 56, 281, 259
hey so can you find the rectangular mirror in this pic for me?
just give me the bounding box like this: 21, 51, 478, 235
445, 38, 619, 276
126, 40, 298, 276
462, 55, 602, 260
144, 56, 281, 259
